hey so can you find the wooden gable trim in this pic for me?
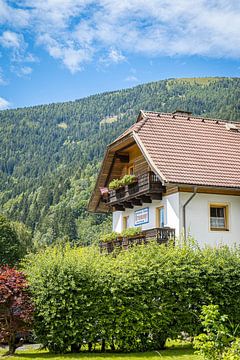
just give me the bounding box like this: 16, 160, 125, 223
87, 135, 136, 213
163, 184, 240, 197
178, 185, 240, 196
164, 184, 240, 196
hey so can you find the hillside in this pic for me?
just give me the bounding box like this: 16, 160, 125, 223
0, 77, 240, 247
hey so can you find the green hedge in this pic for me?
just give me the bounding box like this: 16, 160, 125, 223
23, 243, 240, 353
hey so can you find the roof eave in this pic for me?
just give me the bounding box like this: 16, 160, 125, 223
87, 132, 135, 213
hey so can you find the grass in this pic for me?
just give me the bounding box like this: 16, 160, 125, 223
0, 342, 203, 360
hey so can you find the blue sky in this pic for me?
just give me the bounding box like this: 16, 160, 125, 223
0, 0, 240, 109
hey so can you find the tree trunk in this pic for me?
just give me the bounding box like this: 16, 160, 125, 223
3, 334, 24, 356
70, 344, 81, 353
110, 342, 115, 351
101, 339, 106, 352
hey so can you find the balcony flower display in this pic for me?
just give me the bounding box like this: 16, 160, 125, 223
121, 227, 142, 238
100, 227, 142, 244
100, 231, 121, 243
108, 174, 137, 190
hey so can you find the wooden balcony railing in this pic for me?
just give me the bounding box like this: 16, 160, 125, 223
106, 172, 165, 209
99, 227, 175, 254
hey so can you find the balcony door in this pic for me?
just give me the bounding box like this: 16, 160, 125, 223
156, 206, 164, 228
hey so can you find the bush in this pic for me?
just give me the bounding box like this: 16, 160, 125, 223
0, 266, 33, 355
23, 243, 240, 353
222, 339, 240, 360
0, 214, 22, 266
194, 305, 234, 360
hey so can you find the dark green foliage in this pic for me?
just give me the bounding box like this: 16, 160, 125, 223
24, 243, 240, 353
0, 214, 21, 265
0, 215, 32, 265
1, 77, 240, 245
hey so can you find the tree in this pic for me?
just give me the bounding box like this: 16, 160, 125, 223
11, 221, 32, 256
0, 266, 33, 355
0, 215, 21, 266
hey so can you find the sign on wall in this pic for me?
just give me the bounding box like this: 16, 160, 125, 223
134, 207, 149, 226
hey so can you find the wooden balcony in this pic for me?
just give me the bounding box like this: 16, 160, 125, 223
106, 172, 165, 210
99, 227, 175, 254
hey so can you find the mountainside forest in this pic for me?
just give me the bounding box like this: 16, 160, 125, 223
1, 77, 240, 248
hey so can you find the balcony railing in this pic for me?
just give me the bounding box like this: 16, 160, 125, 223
106, 172, 165, 209
99, 227, 175, 254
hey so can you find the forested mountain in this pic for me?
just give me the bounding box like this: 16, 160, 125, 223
0, 77, 240, 247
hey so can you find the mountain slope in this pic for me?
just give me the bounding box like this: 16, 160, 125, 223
0, 77, 240, 246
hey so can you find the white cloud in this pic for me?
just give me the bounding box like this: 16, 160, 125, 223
108, 49, 126, 63
0, 96, 10, 109
0, 31, 22, 49
0, 67, 7, 85
100, 48, 126, 66
1, 0, 240, 72
125, 75, 138, 82
0, 0, 29, 27
20, 66, 32, 75
38, 33, 92, 73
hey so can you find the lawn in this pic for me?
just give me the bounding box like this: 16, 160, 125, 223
0, 343, 203, 360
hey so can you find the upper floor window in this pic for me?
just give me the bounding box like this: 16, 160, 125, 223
128, 165, 134, 175
209, 204, 229, 231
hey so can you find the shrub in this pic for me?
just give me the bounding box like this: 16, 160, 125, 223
23, 243, 240, 353
0, 215, 23, 266
222, 338, 240, 360
194, 305, 233, 360
0, 266, 33, 355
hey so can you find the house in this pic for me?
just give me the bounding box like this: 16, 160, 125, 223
88, 110, 240, 248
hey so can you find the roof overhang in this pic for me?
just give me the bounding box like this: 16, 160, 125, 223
87, 133, 136, 213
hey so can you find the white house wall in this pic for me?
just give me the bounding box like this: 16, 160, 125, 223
179, 192, 240, 247
112, 193, 180, 235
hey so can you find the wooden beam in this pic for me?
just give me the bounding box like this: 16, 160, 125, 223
131, 198, 142, 206
150, 193, 162, 200
139, 195, 152, 203
116, 154, 129, 163
122, 201, 134, 209
113, 204, 125, 211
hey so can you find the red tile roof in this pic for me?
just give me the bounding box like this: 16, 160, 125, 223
115, 111, 240, 188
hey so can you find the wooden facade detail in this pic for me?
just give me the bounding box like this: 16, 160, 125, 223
99, 227, 175, 254
134, 154, 149, 176
106, 171, 165, 209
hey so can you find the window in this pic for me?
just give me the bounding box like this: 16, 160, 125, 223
209, 204, 229, 231
123, 216, 129, 230
156, 206, 164, 228
128, 166, 134, 175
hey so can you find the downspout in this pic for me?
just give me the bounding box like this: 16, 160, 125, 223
183, 186, 197, 241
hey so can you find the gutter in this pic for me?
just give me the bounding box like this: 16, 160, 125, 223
183, 186, 197, 240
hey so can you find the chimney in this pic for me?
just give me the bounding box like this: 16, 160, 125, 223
172, 110, 192, 117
